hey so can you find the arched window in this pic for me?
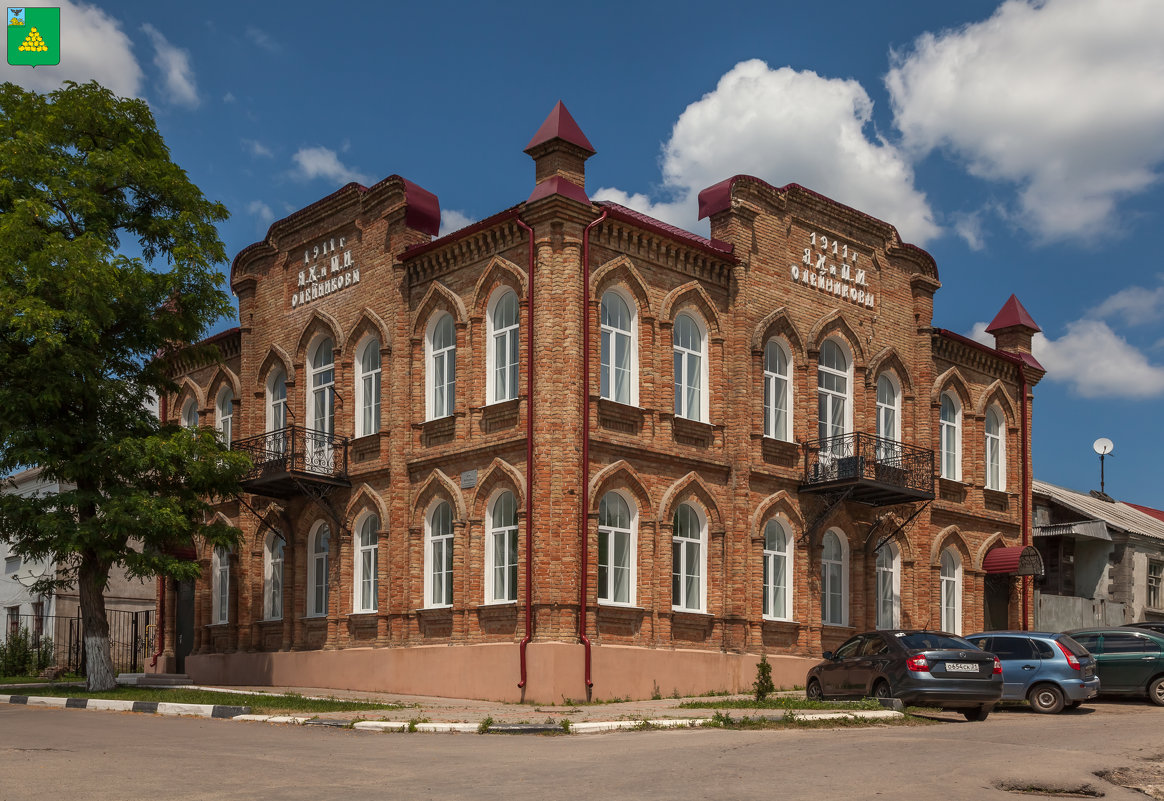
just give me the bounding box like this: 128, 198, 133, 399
212, 546, 229, 625
267, 369, 287, 453
821, 529, 848, 626
876, 374, 901, 461
600, 290, 636, 405
307, 337, 335, 435
488, 289, 519, 404
672, 503, 706, 611
355, 338, 381, 437
817, 340, 850, 449
425, 501, 453, 608
763, 340, 791, 441
263, 534, 283, 621
763, 518, 792, 620
598, 491, 635, 605
875, 543, 901, 629
427, 314, 456, 420
673, 313, 707, 422
985, 406, 1005, 491
940, 548, 962, 634
307, 522, 329, 617
181, 398, 199, 429
940, 392, 961, 480
354, 514, 379, 613
215, 386, 233, 449
485, 492, 518, 603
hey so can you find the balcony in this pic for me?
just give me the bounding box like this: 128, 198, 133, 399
801, 433, 934, 506
234, 426, 351, 498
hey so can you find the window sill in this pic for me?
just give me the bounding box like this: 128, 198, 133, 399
762, 617, 800, 625
416, 605, 452, 614
258, 617, 283, 624
207, 622, 229, 628
480, 599, 517, 608
670, 607, 711, 616
821, 623, 854, 630
301, 613, 328, 621
598, 602, 643, 610
348, 610, 378, 617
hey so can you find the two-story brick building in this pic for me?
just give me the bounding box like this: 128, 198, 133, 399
152, 103, 1045, 702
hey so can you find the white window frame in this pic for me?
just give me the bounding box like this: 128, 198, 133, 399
215, 386, 234, 449
307, 337, 335, 436
763, 339, 792, 442
263, 533, 283, 621
600, 289, 638, 406
672, 312, 709, 423
352, 512, 379, 614
940, 392, 962, 481
875, 542, 901, 629
598, 490, 637, 606
484, 491, 519, 604
762, 517, 793, 621
486, 288, 520, 405
355, 337, 382, 438
671, 502, 707, 612
821, 528, 849, 626
266, 369, 287, 454
425, 500, 454, 608
426, 313, 456, 420
307, 521, 330, 618
940, 548, 963, 634
985, 405, 1005, 491
212, 546, 229, 625
876, 373, 901, 461
181, 398, 199, 429
817, 339, 853, 447
1148, 560, 1163, 609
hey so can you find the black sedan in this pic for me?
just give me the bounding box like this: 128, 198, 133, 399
806, 630, 1003, 721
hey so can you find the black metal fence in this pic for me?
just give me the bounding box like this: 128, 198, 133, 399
803, 432, 934, 495
234, 425, 350, 481
1, 609, 153, 678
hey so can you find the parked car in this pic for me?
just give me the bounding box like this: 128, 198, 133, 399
1066, 627, 1164, 706
1122, 621, 1164, 636
805, 630, 1003, 721
965, 631, 1099, 713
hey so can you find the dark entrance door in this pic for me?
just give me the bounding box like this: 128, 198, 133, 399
984, 574, 1011, 630
175, 579, 194, 673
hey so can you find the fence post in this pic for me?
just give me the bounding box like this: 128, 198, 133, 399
131, 612, 139, 673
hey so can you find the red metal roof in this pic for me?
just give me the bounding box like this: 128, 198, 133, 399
596, 201, 735, 260
982, 545, 1044, 576
527, 175, 590, 205
986, 294, 1041, 334
524, 101, 595, 155
933, 328, 1046, 374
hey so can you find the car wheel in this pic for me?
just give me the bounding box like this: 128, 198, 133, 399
806, 679, 824, 702
1148, 676, 1164, 707
872, 679, 892, 701
961, 706, 990, 722
1028, 683, 1065, 714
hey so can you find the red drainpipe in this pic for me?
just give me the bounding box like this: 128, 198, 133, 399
1019, 367, 1030, 631
151, 393, 169, 669
517, 218, 535, 689
579, 210, 608, 693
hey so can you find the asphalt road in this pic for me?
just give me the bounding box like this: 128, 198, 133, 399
2, 702, 1162, 800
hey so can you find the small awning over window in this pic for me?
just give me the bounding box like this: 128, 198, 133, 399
1033, 519, 1112, 542
982, 545, 1044, 576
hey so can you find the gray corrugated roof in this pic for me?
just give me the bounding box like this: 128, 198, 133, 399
1033, 480, 1164, 541
1034, 519, 1112, 541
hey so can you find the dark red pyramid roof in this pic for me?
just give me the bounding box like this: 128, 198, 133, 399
986, 294, 1041, 334
524, 101, 595, 155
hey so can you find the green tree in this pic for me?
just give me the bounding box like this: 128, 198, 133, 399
0, 81, 250, 690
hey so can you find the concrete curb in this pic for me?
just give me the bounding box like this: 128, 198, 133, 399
0, 694, 249, 719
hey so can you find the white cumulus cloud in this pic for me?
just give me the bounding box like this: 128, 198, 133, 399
290, 146, 372, 185
1090, 283, 1164, 327
594, 59, 939, 244
0, 0, 142, 98
887, 0, 1164, 244
246, 200, 274, 225
438, 209, 476, 238
141, 23, 198, 108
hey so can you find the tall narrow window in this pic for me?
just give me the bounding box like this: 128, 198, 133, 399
356, 338, 381, 437
307, 338, 335, 471
876, 374, 900, 461
940, 393, 961, 480
985, 406, 1005, 491
600, 291, 635, 405
212, 546, 229, 625
764, 340, 791, 441
181, 398, 198, 428
817, 341, 849, 453
215, 387, 233, 449
267, 370, 287, 454
598, 492, 635, 605
763, 519, 791, 620
263, 534, 283, 621
875, 544, 900, 629
486, 492, 518, 603
428, 314, 456, 420
940, 548, 962, 634
426, 501, 453, 607
673, 313, 706, 422
488, 289, 519, 404
821, 529, 847, 626
308, 523, 329, 617
671, 503, 705, 611
354, 514, 379, 613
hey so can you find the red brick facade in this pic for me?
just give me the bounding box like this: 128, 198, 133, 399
156, 105, 1044, 702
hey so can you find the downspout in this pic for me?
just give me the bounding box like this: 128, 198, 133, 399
517, 218, 535, 689
151, 393, 168, 669
580, 210, 608, 693
1019, 367, 1030, 631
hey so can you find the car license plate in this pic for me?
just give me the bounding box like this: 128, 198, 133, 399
945, 662, 977, 672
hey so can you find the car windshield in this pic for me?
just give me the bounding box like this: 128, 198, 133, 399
1057, 635, 1090, 657
899, 632, 978, 651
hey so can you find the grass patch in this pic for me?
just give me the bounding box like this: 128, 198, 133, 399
679, 697, 882, 711
9, 686, 403, 714
0, 674, 83, 685
701, 710, 939, 730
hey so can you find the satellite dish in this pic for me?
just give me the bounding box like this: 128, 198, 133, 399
1093, 438, 1114, 456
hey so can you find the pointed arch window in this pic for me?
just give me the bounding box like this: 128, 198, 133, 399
821, 529, 848, 626
598, 491, 636, 605
181, 398, 199, 429
263, 534, 284, 621
307, 338, 335, 435
940, 548, 962, 634
485, 492, 518, 603
672, 503, 706, 611
764, 340, 791, 441
427, 314, 456, 420
215, 387, 233, 449
673, 313, 708, 422
307, 522, 330, 617
354, 514, 379, 613
818, 341, 850, 453
488, 289, 519, 404
356, 338, 381, 437
267, 369, 287, 453
940, 392, 962, 480
985, 406, 1005, 491
600, 290, 636, 405
875, 543, 901, 629
763, 518, 792, 620
212, 546, 229, 625
426, 501, 454, 608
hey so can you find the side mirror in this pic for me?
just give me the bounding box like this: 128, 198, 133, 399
822, 651, 834, 660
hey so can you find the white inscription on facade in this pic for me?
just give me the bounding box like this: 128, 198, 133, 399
291, 236, 360, 309
789, 231, 874, 310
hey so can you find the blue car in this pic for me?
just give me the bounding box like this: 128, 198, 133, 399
965, 631, 1099, 713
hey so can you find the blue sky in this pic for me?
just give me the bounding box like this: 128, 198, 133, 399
5, 0, 1164, 504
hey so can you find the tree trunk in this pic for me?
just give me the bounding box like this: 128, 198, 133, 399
79, 560, 116, 691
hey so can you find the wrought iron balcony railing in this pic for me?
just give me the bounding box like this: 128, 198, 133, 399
233, 426, 350, 496
801, 432, 934, 505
